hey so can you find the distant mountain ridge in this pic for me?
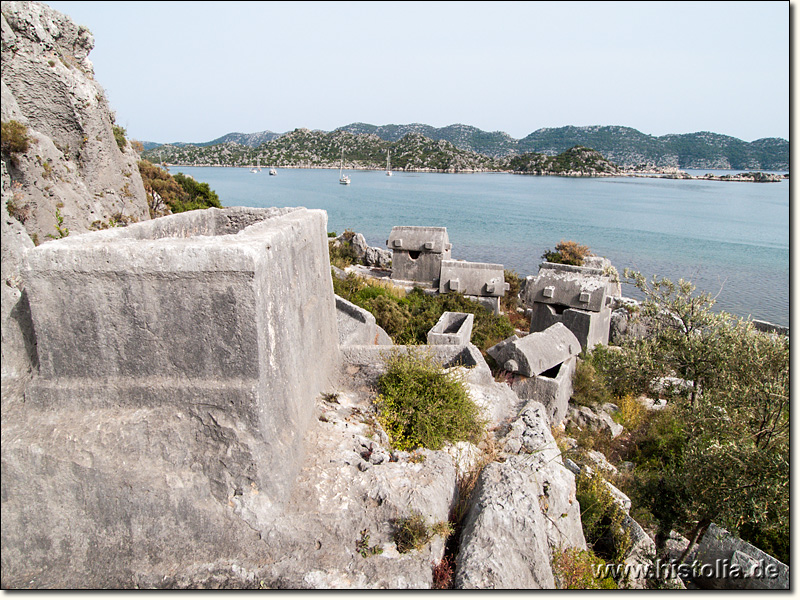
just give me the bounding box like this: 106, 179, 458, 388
146, 123, 788, 171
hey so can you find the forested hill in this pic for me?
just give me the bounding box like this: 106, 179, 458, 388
142, 130, 621, 175
148, 123, 786, 171
516, 126, 788, 171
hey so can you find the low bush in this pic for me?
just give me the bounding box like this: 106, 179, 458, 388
552, 548, 618, 589
112, 124, 127, 150
1, 120, 31, 157
576, 471, 631, 563
328, 238, 360, 269
541, 240, 591, 266
375, 351, 484, 451
570, 359, 611, 408
589, 342, 660, 399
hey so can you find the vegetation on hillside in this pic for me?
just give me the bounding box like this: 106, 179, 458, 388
138, 159, 221, 217
1, 120, 31, 159
144, 129, 503, 172
144, 123, 788, 170
333, 272, 515, 352
508, 146, 619, 175
576, 271, 789, 566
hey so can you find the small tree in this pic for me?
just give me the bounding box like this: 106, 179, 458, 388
617, 270, 789, 560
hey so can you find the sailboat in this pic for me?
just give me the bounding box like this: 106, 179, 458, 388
251, 157, 262, 173
339, 148, 350, 185
386, 149, 392, 176
268, 166, 277, 176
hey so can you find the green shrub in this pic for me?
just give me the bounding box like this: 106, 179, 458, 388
1, 120, 31, 157
112, 124, 127, 150
589, 342, 661, 399
571, 359, 611, 407
375, 351, 484, 451
172, 172, 221, 211
552, 548, 618, 589
332, 273, 514, 352
328, 238, 360, 269
576, 470, 631, 563
542, 240, 591, 266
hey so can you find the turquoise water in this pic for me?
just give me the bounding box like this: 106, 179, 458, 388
173, 167, 790, 327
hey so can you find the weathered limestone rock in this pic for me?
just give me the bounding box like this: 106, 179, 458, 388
455, 401, 586, 589
1, 1, 150, 241
692, 523, 789, 590
2, 207, 342, 588
1, 161, 36, 388
487, 323, 580, 377
364, 244, 392, 269
567, 403, 624, 438
427, 311, 473, 346
388, 226, 451, 286
621, 514, 658, 589
510, 355, 576, 426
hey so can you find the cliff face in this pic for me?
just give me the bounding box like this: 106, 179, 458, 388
1, 0, 150, 387
1, 0, 150, 242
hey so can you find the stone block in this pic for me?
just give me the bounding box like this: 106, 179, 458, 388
511, 355, 576, 425
391, 251, 446, 286
466, 294, 501, 315
487, 323, 580, 377
335, 295, 392, 346
427, 311, 474, 346
18, 206, 341, 505
439, 260, 509, 297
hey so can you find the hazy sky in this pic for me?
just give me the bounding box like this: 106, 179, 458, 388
45, 1, 789, 144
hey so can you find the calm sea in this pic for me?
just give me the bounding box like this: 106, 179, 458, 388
173, 166, 790, 327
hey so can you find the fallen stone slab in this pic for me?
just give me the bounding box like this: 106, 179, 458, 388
487, 323, 580, 377
692, 523, 789, 590
336, 295, 392, 347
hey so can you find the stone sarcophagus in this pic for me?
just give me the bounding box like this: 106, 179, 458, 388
523, 261, 618, 350
3, 207, 341, 586
388, 226, 451, 286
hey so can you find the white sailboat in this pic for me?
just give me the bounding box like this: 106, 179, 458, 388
386, 149, 392, 176
269, 166, 277, 176
339, 148, 350, 185
251, 157, 262, 173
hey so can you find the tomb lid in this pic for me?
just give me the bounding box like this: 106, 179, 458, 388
388, 226, 450, 253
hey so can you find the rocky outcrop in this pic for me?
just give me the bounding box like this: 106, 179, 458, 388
455, 401, 586, 588
1, 161, 36, 387
1, 1, 149, 242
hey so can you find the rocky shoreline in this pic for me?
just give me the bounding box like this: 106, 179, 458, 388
166, 163, 788, 182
